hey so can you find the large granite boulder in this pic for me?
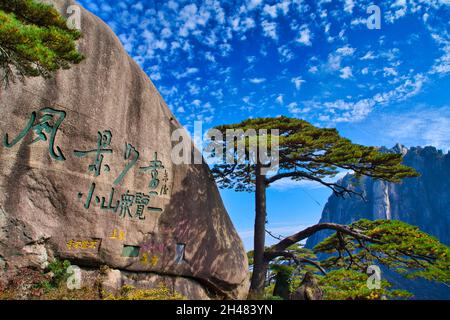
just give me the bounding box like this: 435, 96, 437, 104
0, 0, 248, 299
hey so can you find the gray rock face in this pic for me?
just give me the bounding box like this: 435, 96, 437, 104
0, 0, 248, 299
306, 144, 450, 298
306, 145, 450, 247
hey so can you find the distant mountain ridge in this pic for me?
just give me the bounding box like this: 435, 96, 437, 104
305, 144, 450, 299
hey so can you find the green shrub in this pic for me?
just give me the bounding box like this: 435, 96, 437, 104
36, 259, 71, 291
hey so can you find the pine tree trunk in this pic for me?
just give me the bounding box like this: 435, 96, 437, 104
249, 164, 268, 297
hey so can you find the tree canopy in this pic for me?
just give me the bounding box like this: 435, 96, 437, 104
318, 269, 411, 300
315, 219, 450, 283
261, 219, 450, 300
212, 116, 419, 195
0, 0, 84, 87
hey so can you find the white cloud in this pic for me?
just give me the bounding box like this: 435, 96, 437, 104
96, 0, 450, 135
288, 102, 299, 113
340, 66, 353, 79
429, 33, 450, 75
242, 17, 256, 31
373, 106, 450, 152
383, 67, 398, 77
261, 20, 278, 40
150, 72, 162, 81
246, 56, 256, 64
278, 45, 295, 62
322, 46, 355, 74
249, 77, 266, 84
350, 17, 366, 26
132, 2, 144, 11
287, 102, 310, 115
159, 85, 178, 97
204, 51, 216, 62
188, 82, 201, 95
291, 77, 306, 90
173, 67, 199, 79
154, 40, 167, 50
276, 95, 284, 104
161, 27, 172, 38
271, 171, 350, 190
431, 52, 450, 75
204, 115, 214, 123
297, 26, 312, 46
361, 51, 376, 60
263, 4, 278, 18
309, 66, 318, 74
167, 0, 179, 11
247, 0, 263, 10
344, 0, 355, 14
392, 0, 406, 6
336, 46, 355, 56
100, 3, 113, 13
307, 73, 428, 123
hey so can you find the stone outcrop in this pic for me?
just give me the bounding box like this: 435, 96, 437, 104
0, 0, 248, 299
290, 272, 323, 300
306, 144, 450, 299
306, 144, 450, 247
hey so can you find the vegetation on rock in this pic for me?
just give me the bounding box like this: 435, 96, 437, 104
0, 0, 84, 87
103, 284, 186, 300
0, 259, 185, 300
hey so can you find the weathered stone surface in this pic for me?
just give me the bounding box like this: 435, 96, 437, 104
101, 268, 212, 300
0, 0, 248, 299
290, 272, 323, 300
101, 269, 122, 294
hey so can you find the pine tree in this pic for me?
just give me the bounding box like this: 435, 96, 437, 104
211, 116, 419, 297
0, 0, 84, 87
264, 219, 450, 300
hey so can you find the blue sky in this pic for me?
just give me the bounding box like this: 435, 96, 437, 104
77, 0, 450, 250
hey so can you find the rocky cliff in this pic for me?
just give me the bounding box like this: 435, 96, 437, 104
305, 144, 450, 298
0, 0, 248, 299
